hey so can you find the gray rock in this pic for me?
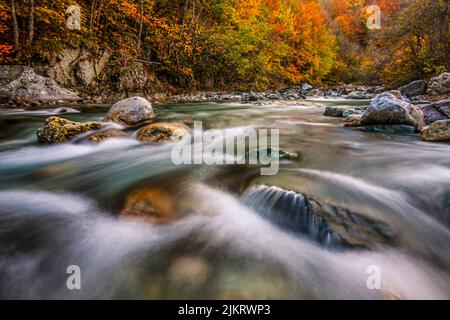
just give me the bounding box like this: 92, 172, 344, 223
398, 80, 427, 98
104, 97, 155, 127
419, 99, 450, 125
343, 108, 363, 118
302, 83, 313, 91
0, 66, 80, 104
347, 90, 373, 99
427, 72, 450, 96
361, 92, 424, 130
357, 125, 416, 134
324, 106, 346, 117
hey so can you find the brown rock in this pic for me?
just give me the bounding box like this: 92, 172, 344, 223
120, 187, 177, 224
421, 120, 450, 142
137, 122, 190, 143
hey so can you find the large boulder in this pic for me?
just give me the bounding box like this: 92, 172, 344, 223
427, 73, 450, 96
398, 80, 427, 98
103, 97, 155, 127
0, 66, 80, 104
421, 120, 450, 142
136, 122, 190, 143
419, 99, 450, 125
361, 92, 424, 130
37, 116, 102, 144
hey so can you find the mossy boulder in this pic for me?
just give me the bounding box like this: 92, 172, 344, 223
37, 116, 102, 144
137, 122, 190, 143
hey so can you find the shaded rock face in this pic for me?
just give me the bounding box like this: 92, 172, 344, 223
421, 120, 450, 142
37, 116, 102, 144
357, 125, 416, 134
242, 185, 396, 249
427, 72, 450, 96
361, 93, 424, 130
398, 80, 427, 98
137, 122, 190, 143
0, 66, 80, 104
45, 48, 111, 89
419, 99, 450, 125
103, 97, 155, 127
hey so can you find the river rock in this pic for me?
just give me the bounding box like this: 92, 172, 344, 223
357, 125, 416, 134
136, 122, 190, 143
419, 99, 450, 125
343, 114, 363, 127
427, 72, 450, 96
302, 83, 313, 91
120, 187, 176, 223
361, 92, 424, 130
324, 106, 346, 117
37, 116, 102, 144
398, 80, 427, 98
0, 66, 80, 104
104, 97, 155, 127
420, 120, 450, 142
342, 108, 364, 118
245, 148, 299, 162
84, 129, 127, 143
347, 90, 373, 99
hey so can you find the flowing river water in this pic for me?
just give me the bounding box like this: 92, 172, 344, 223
0, 99, 449, 299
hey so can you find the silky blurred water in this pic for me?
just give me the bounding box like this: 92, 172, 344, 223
0, 100, 449, 299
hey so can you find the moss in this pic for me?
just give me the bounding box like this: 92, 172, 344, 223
37, 116, 102, 144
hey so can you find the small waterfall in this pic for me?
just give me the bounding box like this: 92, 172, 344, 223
242, 185, 395, 249
242, 185, 342, 248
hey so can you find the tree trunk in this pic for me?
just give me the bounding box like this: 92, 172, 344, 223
136, 0, 144, 55
10, 0, 20, 49
90, 0, 98, 31
27, 0, 34, 45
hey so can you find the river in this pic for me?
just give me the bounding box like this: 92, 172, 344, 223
0, 99, 449, 299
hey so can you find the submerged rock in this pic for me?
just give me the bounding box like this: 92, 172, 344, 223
245, 148, 299, 162
37, 116, 102, 144
427, 72, 450, 96
420, 120, 450, 142
120, 186, 177, 223
104, 96, 155, 127
361, 92, 424, 130
242, 185, 397, 249
136, 122, 190, 143
357, 124, 416, 134
85, 129, 127, 143
0, 66, 80, 104
419, 99, 450, 125
398, 80, 427, 98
